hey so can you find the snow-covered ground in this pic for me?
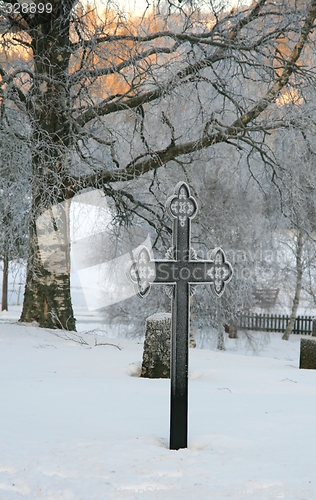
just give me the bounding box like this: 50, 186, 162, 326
0, 309, 316, 500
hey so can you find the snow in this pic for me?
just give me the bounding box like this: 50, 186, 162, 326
147, 313, 171, 321
0, 313, 316, 500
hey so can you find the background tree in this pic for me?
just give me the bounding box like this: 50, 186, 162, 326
0, 0, 316, 329
270, 123, 316, 339
0, 109, 30, 310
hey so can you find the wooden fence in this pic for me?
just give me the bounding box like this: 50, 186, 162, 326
238, 313, 315, 335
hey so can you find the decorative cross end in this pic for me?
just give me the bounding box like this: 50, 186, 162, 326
166, 182, 197, 227
208, 248, 233, 297
127, 246, 155, 298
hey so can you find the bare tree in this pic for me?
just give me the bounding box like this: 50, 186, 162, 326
0, 116, 30, 310
282, 228, 303, 340
0, 0, 316, 329
268, 117, 316, 338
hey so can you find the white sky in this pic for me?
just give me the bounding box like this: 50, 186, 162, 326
117, 0, 251, 17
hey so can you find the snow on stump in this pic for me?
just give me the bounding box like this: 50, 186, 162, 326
141, 313, 171, 378
299, 338, 316, 369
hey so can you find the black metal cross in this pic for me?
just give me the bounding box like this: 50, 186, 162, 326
128, 182, 232, 450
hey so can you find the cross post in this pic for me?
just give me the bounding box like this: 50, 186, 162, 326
128, 182, 232, 450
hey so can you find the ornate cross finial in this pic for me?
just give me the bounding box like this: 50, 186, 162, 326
208, 248, 233, 296
166, 182, 197, 227
129, 246, 155, 298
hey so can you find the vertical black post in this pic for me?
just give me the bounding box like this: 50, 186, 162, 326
169, 211, 190, 450
170, 280, 189, 450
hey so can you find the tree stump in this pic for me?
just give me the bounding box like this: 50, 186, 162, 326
312, 318, 316, 337
299, 338, 316, 369
226, 322, 238, 339
141, 313, 171, 378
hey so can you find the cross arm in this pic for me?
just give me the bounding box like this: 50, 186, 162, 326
127, 246, 232, 298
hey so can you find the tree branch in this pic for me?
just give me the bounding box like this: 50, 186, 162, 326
75, 0, 271, 127
70, 43, 180, 83
72, 0, 316, 187
0, 65, 29, 110
71, 0, 268, 50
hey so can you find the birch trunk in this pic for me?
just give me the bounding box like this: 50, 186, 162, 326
20, 203, 75, 330
282, 229, 304, 341
19, 15, 76, 330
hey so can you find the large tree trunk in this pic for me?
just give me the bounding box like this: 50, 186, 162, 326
20, 269, 75, 330
19, 14, 77, 330
1, 250, 8, 311
282, 229, 304, 341
20, 208, 75, 330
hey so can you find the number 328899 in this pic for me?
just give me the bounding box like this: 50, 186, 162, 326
4, 3, 53, 14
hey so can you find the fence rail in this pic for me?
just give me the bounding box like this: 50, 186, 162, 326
238, 313, 314, 335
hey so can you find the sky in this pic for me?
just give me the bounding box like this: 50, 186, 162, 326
115, 0, 251, 17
